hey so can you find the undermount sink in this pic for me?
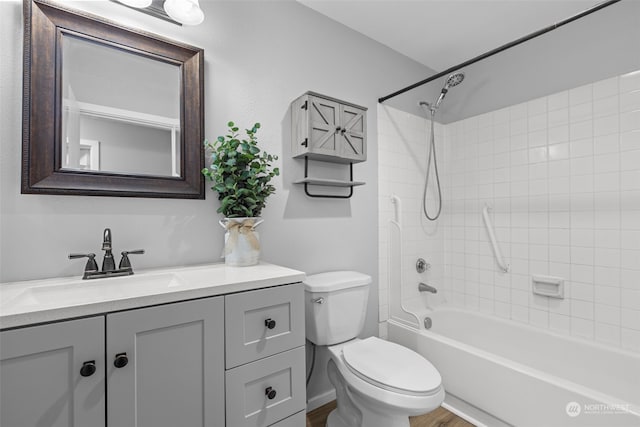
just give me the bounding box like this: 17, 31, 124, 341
1, 273, 184, 311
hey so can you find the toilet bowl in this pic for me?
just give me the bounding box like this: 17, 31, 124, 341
303, 271, 444, 427
326, 337, 444, 427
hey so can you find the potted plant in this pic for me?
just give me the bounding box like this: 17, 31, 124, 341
202, 121, 279, 266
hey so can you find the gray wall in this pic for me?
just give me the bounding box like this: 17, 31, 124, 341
0, 0, 430, 405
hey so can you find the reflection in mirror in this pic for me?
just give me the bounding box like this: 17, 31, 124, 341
61, 34, 181, 177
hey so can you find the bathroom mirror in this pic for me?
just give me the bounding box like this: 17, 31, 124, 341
22, 0, 204, 198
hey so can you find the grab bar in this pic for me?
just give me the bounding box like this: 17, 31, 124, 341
391, 195, 402, 226
482, 204, 509, 273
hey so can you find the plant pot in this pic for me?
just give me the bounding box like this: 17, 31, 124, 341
219, 217, 263, 266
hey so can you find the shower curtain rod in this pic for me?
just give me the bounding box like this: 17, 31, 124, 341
378, 0, 622, 104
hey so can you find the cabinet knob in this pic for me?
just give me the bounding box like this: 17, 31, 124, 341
80, 360, 96, 377
265, 318, 276, 329
114, 352, 129, 368
335, 126, 342, 132
265, 387, 277, 400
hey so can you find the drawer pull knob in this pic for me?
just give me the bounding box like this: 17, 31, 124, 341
265, 387, 277, 400
265, 318, 276, 329
114, 352, 129, 368
80, 361, 96, 377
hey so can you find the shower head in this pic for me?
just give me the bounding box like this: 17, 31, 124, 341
444, 72, 465, 89
433, 72, 465, 109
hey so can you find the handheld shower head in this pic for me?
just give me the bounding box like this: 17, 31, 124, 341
433, 72, 465, 109
444, 72, 465, 89
419, 72, 466, 114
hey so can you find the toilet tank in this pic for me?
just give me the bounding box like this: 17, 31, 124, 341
303, 271, 372, 345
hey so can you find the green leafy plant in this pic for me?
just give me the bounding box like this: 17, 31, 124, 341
202, 121, 279, 218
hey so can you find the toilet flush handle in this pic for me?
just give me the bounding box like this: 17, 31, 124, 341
314, 297, 325, 304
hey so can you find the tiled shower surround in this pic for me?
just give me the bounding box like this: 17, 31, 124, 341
378, 70, 640, 352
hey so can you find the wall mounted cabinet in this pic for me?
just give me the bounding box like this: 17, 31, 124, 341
0, 284, 305, 427
291, 92, 367, 163
291, 92, 367, 198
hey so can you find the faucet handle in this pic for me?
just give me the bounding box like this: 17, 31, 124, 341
69, 253, 99, 274
119, 249, 145, 270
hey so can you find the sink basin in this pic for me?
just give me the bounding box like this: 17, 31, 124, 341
1, 273, 184, 312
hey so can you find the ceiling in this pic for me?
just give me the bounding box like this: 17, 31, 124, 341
298, 0, 600, 72
298, 0, 639, 123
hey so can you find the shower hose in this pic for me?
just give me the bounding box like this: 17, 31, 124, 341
422, 110, 442, 221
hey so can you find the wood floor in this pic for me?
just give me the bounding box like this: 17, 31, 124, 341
306, 400, 475, 427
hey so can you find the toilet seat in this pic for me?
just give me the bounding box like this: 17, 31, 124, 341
342, 337, 441, 396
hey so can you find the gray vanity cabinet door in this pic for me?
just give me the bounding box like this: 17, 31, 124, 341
106, 297, 225, 427
0, 316, 106, 427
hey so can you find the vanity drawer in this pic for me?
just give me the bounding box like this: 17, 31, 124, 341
269, 410, 306, 427
225, 346, 306, 427
225, 283, 304, 368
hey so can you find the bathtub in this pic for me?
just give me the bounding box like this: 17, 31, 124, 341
387, 307, 640, 427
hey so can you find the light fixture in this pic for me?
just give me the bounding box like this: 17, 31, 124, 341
163, 0, 204, 26
116, 0, 153, 9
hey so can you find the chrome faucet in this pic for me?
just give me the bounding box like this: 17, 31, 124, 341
69, 228, 145, 280
102, 228, 116, 272
418, 282, 437, 293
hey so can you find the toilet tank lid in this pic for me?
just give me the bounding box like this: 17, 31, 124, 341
303, 271, 372, 292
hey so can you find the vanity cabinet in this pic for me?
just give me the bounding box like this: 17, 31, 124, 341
0, 297, 224, 427
0, 316, 106, 427
106, 297, 225, 427
291, 92, 367, 163
225, 284, 306, 426
0, 283, 304, 427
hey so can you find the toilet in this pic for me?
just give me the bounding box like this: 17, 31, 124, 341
304, 271, 444, 427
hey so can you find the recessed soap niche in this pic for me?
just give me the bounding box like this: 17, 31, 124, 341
531, 275, 564, 299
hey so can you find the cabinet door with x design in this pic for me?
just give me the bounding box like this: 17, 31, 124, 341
292, 93, 367, 164
337, 102, 366, 162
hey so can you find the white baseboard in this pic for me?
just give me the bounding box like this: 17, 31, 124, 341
306, 389, 336, 413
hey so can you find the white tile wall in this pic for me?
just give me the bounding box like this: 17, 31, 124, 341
442, 70, 640, 352
378, 70, 640, 353
377, 105, 446, 337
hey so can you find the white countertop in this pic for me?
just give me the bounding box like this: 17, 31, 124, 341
0, 262, 305, 329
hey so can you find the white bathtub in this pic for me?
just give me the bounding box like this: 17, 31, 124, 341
388, 307, 640, 427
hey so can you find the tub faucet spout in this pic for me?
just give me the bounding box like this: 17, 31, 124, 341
418, 282, 437, 293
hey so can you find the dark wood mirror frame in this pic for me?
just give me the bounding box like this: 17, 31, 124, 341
22, 0, 205, 199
